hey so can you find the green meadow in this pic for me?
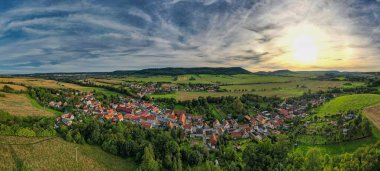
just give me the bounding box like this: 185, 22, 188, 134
123, 74, 302, 84
316, 94, 380, 116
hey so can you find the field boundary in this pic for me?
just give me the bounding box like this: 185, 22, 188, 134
0, 136, 57, 146
363, 103, 380, 131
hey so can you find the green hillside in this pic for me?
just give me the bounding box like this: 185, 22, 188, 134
316, 94, 380, 116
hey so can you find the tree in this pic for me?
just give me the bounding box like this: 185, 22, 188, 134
140, 144, 160, 171
303, 148, 323, 171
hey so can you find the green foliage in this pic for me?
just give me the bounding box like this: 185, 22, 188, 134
303, 148, 323, 171
140, 144, 160, 171
16, 128, 36, 137
1, 85, 15, 93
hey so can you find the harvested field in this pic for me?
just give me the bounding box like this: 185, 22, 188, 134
0, 93, 55, 117
363, 104, 380, 131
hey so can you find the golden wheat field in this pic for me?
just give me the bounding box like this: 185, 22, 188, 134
0, 136, 136, 171
0, 77, 83, 89
0, 93, 55, 117
0, 84, 27, 91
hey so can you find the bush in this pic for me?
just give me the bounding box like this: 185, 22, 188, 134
17, 128, 37, 137
0, 93, 5, 97
1, 85, 14, 93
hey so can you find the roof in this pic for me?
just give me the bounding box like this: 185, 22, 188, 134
210, 134, 218, 146
179, 113, 186, 124
183, 124, 192, 129
168, 121, 174, 128
230, 132, 242, 139
147, 115, 156, 121
141, 122, 152, 128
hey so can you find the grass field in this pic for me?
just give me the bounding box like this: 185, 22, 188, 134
26, 95, 63, 115
0, 77, 83, 89
150, 80, 365, 100
0, 136, 136, 171
363, 104, 380, 131
221, 80, 365, 96
150, 91, 247, 101
121, 74, 302, 84
316, 94, 380, 116
0, 84, 27, 91
0, 93, 56, 117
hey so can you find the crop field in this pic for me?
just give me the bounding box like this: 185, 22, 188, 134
121, 74, 302, 84
0, 136, 136, 171
0, 84, 27, 91
221, 80, 365, 95
150, 80, 365, 101
0, 93, 56, 117
151, 91, 247, 101
363, 104, 380, 131
316, 94, 380, 116
0, 77, 83, 89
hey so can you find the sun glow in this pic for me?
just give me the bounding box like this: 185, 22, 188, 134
292, 33, 318, 64
280, 22, 328, 66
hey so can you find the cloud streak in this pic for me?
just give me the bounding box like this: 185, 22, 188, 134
0, 0, 379, 74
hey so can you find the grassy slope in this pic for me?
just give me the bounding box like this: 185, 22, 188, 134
297, 126, 380, 155
0, 84, 27, 91
316, 94, 380, 116
298, 94, 380, 155
26, 94, 63, 115
0, 77, 83, 89
0, 136, 136, 171
0, 93, 56, 117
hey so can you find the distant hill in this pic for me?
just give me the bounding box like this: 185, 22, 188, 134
20, 67, 251, 76
255, 70, 344, 76
113, 67, 251, 76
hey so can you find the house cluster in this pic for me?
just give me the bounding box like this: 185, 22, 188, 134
49, 101, 67, 108
54, 92, 328, 149
126, 81, 220, 97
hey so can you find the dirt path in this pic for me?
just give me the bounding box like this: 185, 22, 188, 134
363, 104, 380, 131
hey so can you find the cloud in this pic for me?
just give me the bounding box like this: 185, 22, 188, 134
0, 0, 379, 74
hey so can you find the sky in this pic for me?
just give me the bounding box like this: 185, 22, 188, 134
0, 0, 380, 74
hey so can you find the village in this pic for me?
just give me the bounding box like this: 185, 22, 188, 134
52, 90, 328, 149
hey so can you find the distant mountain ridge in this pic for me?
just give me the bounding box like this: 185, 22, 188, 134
113, 67, 251, 76
24, 67, 251, 76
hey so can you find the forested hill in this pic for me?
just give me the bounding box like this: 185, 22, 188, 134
113, 67, 251, 75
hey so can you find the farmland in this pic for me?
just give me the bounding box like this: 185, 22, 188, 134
316, 94, 380, 116
120, 74, 303, 84
221, 80, 364, 94
0, 77, 83, 89
0, 93, 56, 117
0, 84, 27, 91
150, 91, 246, 101
0, 136, 136, 171
363, 104, 380, 131
150, 80, 364, 101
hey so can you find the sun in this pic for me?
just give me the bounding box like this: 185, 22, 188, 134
292, 33, 318, 64
281, 22, 326, 65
